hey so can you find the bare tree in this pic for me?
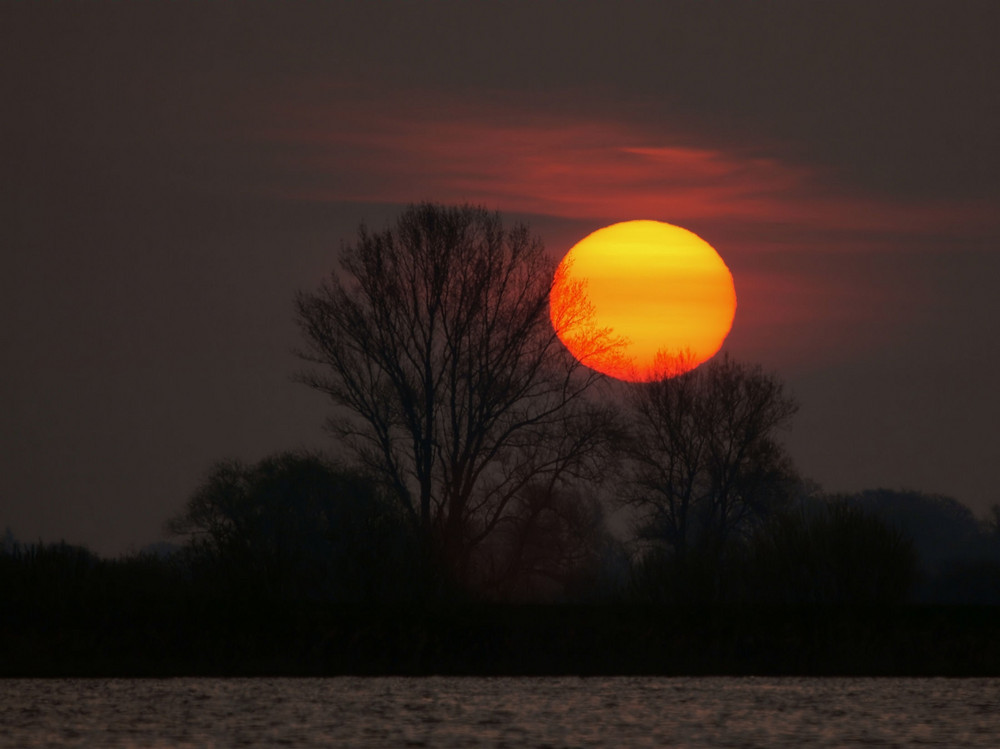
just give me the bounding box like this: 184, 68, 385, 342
624, 354, 799, 563
295, 203, 618, 582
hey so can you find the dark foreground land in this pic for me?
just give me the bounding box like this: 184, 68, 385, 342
4, 602, 1000, 678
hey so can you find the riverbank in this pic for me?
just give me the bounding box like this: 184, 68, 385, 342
4, 603, 999, 677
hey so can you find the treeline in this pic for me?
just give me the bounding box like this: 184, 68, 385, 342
5, 461, 999, 611
3, 557, 1000, 678
3, 455, 1000, 676
5, 202, 1000, 675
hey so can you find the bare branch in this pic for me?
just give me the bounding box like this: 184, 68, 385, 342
295, 203, 616, 583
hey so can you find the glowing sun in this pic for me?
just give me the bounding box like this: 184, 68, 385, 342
549, 220, 737, 381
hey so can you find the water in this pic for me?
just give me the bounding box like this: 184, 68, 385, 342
2, 676, 998, 747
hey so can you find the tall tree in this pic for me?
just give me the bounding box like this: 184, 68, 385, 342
624, 354, 799, 562
295, 203, 616, 581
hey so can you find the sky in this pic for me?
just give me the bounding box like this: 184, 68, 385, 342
3, 1, 999, 555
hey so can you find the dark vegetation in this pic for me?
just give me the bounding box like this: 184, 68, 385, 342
4, 204, 999, 676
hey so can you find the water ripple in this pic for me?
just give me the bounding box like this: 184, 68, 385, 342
1, 676, 998, 748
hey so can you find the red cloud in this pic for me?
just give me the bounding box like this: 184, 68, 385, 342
255, 94, 997, 243
250, 92, 994, 374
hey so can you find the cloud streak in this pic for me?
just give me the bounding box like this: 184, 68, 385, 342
253, 93, 997, 245
241, 90, 994, 376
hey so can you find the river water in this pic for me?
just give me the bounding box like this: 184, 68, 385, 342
2, 676, 998, 747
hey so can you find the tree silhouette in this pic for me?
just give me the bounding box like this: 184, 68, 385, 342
743, 501, 917, 606
623, 354, 798, 570
474, 483, 618, 602
295, 203, 617, 583
837, 489, 984, 573
169, 452, 421, 602
836, 490, 1000, 603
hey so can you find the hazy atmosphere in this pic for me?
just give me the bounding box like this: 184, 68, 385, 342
4, 1, 999, 556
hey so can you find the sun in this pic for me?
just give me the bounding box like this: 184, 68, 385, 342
549, 220, 737, 381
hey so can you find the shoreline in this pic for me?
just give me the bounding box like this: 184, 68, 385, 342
4, 604, 999, 678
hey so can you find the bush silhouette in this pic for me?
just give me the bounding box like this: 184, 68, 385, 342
169, 452, 428, 603
742, 502, 917, 606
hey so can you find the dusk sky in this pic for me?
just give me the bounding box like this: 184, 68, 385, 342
4, 1, 999, 555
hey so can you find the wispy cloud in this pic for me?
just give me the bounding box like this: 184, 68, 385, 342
245, 90, 993, 373
252, 92, 997, 245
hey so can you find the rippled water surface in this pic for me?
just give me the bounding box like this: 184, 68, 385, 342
2, 676, 998, 747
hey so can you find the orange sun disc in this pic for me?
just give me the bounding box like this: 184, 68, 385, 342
549, 220, 737, 381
